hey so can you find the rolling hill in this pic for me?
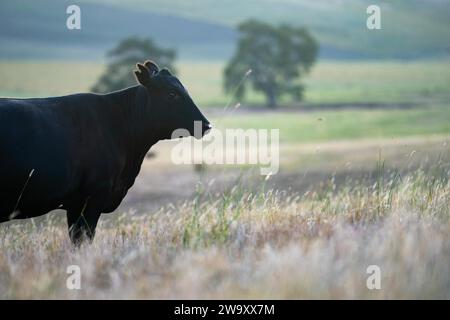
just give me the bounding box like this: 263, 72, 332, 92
0, 0, 449, 60
0, 0, 236, 60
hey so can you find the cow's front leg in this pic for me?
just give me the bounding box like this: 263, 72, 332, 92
66, 200, 102, 246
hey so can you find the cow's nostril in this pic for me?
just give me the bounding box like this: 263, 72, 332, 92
202, 123, 212, 136
203, 123, 212, 130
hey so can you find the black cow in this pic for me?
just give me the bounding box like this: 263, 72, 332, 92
0, 60, 211, 244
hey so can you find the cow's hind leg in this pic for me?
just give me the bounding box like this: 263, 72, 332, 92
66, 200, 102, 246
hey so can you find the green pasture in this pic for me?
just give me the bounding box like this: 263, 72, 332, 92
1, 59, 449, 144
1, 60, 449, 106
215, 105, 450, 143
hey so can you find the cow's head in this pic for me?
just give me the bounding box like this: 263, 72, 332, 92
134, 60, 211, 139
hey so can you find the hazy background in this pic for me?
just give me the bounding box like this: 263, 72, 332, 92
1, 0, 450, 60
0, 0, 450, 299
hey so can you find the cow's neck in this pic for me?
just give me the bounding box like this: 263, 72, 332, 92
106, 86, 160, 185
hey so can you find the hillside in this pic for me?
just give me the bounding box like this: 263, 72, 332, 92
1, 0, 449, 60
0, 0, 236, 60
94, 0, 450, 59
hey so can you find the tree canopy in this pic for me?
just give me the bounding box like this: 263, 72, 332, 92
224, 20, 318, 108
91, 36, 176, 93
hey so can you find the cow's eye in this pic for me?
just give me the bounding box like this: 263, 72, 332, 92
168, 92, 178, 100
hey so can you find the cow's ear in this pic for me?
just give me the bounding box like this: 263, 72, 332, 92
144, 60, 159, 76
134, 63, 151, 86
159, 68, 172, 76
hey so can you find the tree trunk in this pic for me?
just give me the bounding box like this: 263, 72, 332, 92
266, 88, 277, 109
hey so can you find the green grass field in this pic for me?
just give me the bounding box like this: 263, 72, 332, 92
2, 59, 450, 144
1, 60, 449, 106
216, 105, 450, 143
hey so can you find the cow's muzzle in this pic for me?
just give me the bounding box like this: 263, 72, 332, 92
203, 122, 212, 135
193, 121, 212, 139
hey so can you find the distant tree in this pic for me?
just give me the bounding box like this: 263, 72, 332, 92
224, 20, 318, 108
91, 36, 176, 93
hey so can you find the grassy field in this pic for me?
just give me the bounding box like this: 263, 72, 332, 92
1, 58, 450, 299
1, 165, 449, 299
215, 105, 450, 143
1, 60, 449, 106
1, 60, 450, 147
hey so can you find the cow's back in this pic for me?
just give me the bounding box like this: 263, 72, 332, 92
0, 88, 146, 220
0, 95, 100, 218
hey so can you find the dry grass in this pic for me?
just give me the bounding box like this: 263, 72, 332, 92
1, 165, 449, 299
